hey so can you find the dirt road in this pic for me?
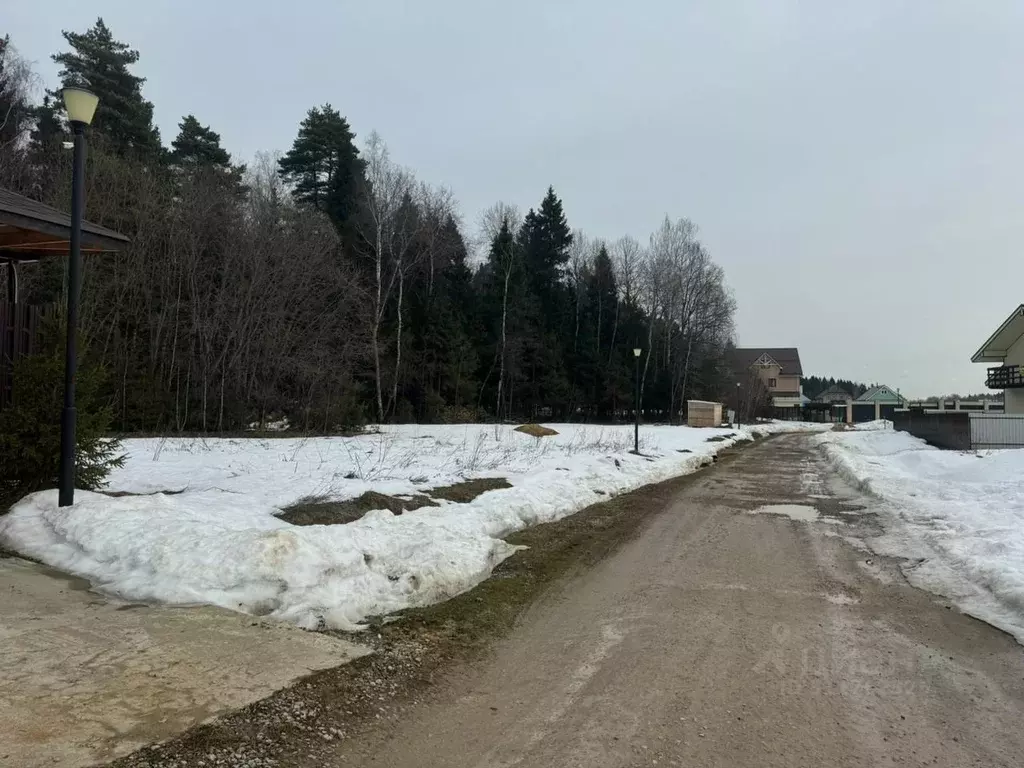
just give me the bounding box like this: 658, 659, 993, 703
331, 434, 1024, 767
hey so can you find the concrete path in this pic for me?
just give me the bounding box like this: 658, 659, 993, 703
330, 434, 1024, 767
0, 557, 369, 768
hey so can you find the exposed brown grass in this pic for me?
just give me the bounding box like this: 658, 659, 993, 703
428, 477, 512, 503
279, 491, 438, 526
281, 478, 515, 526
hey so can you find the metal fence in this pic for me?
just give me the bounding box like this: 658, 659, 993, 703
969, 413, 1024, 449
894, 409, 1024, 450
893, 410, 971, 450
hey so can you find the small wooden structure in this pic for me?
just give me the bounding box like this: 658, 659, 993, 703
0, 187, 128, 406
687, 399, 723, 428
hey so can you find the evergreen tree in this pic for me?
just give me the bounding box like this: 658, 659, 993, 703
170, 115, 231, 168
520, 187, 573, 318
512, 188, 574, 417
278, 104, 364, 234
29, 95, 63, 150
170, 114, 244, 193
404, 216, 477, 421
51, 18, 162, 156
0, 321, 124, 507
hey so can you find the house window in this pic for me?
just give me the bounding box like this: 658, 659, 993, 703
768, 377, 777, 388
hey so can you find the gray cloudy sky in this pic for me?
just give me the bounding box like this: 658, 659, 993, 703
8, 1, 1024, 397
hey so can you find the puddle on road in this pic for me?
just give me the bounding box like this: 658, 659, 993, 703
749, 504, 819, 522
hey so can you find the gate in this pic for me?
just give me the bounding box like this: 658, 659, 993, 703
969, 413, 1024, 449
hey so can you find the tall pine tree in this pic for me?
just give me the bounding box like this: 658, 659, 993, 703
51, 18, 162, 156
278, 104, 364, 235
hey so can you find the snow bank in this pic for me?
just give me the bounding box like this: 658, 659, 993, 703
819, 428, 1024, 643
1, 422, 819, 630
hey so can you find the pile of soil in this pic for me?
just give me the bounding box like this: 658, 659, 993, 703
514, 424, 559, 438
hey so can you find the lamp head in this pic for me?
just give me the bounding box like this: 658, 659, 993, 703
61, 87, 99, 126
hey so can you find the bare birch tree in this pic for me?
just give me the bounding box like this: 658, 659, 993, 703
357, 131, 416, 422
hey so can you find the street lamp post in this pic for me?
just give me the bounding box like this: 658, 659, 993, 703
58, 87, 99, 508
735, 381, 742, 429
632, 348, 642, 454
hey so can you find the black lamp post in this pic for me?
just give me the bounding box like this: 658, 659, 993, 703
58, 86, 99, 508
735, 381, 742, 428
632, 347, 642, 453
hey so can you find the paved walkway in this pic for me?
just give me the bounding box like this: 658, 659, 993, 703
0, 557, 368, 767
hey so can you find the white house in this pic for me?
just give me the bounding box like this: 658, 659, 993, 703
971, 304, 1024, 414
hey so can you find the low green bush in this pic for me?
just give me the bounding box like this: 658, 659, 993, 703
0, 324, 124, 510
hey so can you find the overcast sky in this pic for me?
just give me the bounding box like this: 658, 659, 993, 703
8, 1, 1024, 397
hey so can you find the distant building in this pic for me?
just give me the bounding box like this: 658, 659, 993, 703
813, 384, 852, 404
855, 385, 906, 405
729, 347, 803, 418
971, 304, 1024, 415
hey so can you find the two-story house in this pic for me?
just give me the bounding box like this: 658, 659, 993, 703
729, 347, 803, 419
971, 304, 1024, 414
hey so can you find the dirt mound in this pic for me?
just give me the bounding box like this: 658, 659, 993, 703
514, 424, 559, 438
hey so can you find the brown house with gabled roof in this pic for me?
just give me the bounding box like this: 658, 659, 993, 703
729, 347, 803, 418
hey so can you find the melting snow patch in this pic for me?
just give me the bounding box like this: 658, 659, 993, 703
749, 504, 819, 522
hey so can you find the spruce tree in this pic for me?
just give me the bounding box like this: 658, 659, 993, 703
278, 104, 364, 233
514, 188, 574, 418
522, 187, 573, 308
51, 18, 162, 157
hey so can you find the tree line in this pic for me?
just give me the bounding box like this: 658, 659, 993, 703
0, 20, 738, 431
801, 376, 869, 401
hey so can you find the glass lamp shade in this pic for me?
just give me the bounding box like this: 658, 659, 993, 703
61, 87, 99, 125
632, 348, 642, 357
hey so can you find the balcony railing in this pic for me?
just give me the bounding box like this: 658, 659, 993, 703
986, 364, 1024, 389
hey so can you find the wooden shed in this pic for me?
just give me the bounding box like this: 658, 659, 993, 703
687, 400, 723, 428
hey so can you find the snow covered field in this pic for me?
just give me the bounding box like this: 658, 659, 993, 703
1, 422, 815, 630
820, 425, 1024, 643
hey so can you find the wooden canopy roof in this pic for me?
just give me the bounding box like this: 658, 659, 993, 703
0, 187, 129, 263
